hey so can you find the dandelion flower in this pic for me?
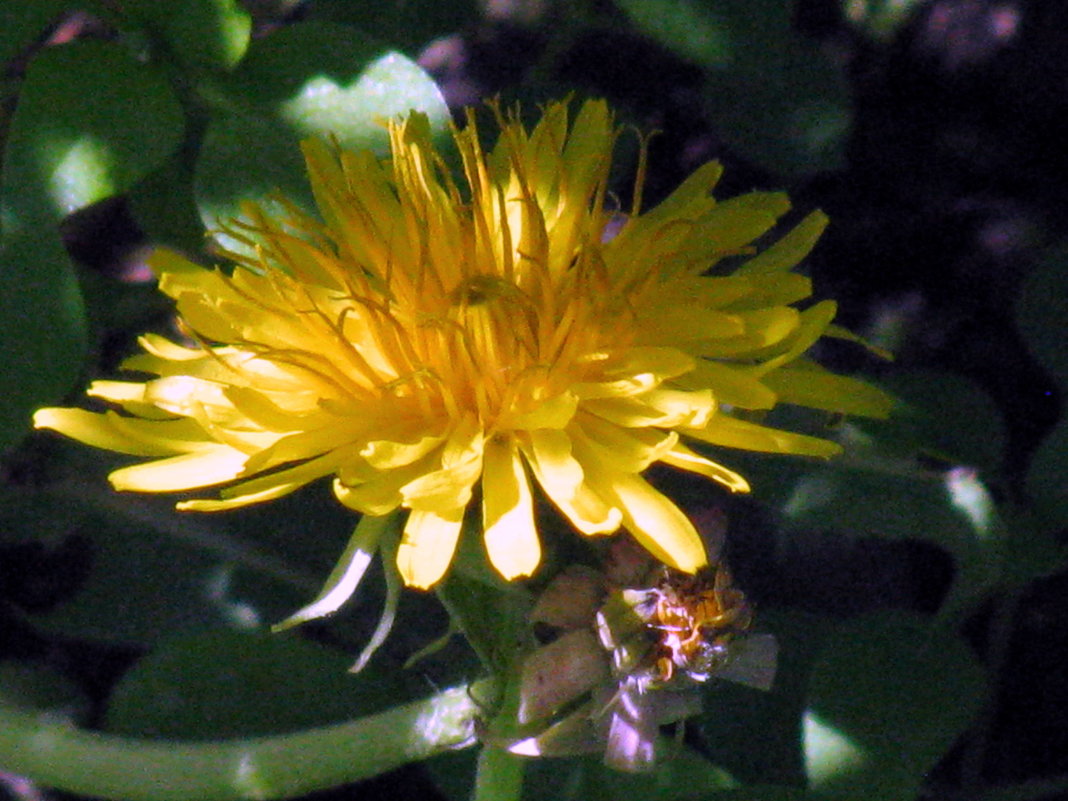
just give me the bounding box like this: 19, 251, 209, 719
34, 100, 890, 589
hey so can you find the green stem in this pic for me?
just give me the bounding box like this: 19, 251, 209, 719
471, 647, 527, 800
472, 746, 526, 801
0, 682, 486, 801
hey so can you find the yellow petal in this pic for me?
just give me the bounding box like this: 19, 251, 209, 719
520, 429, 581, 499
574, 414, 678, 473
142, 375, 233, 418
179, 450, 349, 511
674, 359, 777, 410
583, 387, 715, 429
736, 210, 828, 275
136, 332, 207, 362
561, 100, 614, 202
333, 455, 433, 515
193, 420, 281, 459
397, 508, 464, 589
178, 482, 302, 511
501, 390, 579, 431
108, 447, 248, 492
659, 442, 750, 493
639, 305, 745, 344
573, 435, 706, 572
105, 413, 218, 454
588, 464, 706, 573
573, 347, 695, 400
148, 251, 253, 343
359, 428, 448, 470
692, 307, 800, 357
825, 323, 895, 360
659, 275, 754, 309
400, 418, 484, 512
682, 415, 842, 458
224, 386, 332, 433
521, 429, 622, 535
752, 300, 838, 375
691, 191, 792, 259
147, 247, 214, 293
301, 137, 351, 237
760, 360, 894, 418
620, 161, 722, 233
481, 437, 540, 580
242, 427, 355, 472
123, 349, 232, 385
87, 381, 171, 418
720, 272, 812, 310
33, 408, 185, 457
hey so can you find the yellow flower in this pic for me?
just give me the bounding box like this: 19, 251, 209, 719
34, 100, 890, 589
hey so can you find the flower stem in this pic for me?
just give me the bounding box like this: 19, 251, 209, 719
0, 682, 484, 801
473, 745, 526, 801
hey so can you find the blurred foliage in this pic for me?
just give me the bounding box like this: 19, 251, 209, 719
1017, 247, 1068, 539
842, 0, 927, 41
124, 0, 253, 72
104, 627, 408, 738
805, 613, 986, 801
429, 745, 738, 801
196, 21, 450, 256
308, 0, 481, 56
616, 0, 850, 176
0, 1, 1066, 800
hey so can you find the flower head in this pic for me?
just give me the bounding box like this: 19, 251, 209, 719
512, 551, 777, 771
35, 100, 890, 589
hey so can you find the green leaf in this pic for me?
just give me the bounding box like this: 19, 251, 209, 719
126, 150, 208, 254
1017, 243, 1068, 386
704, 67, 849, 179
694, 609, 837, 786
104, 628, 407, 739
616, 0, 850, 177
805, 613, 985, 801
783, 469, 961, 541
783, 466, 1003, 618
430, 746, 736, 801
309, 0, 481, 55
615, 0, 733, 66
0, 0, 68, 69
426, 749, 479, 801
1026, 420, 1068, 533
0, 660, 89, 720
2, 39, 184, 228
125, 0, 252, 71
1000, 506, 1068, 589
11, 461, 320, 646
76, 259, 177, 339
195, 22, 450, 256
694, 790, 812, 801
564, 748, 735, 801
0, 232, 86, 453
856, 369, 1006, 473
